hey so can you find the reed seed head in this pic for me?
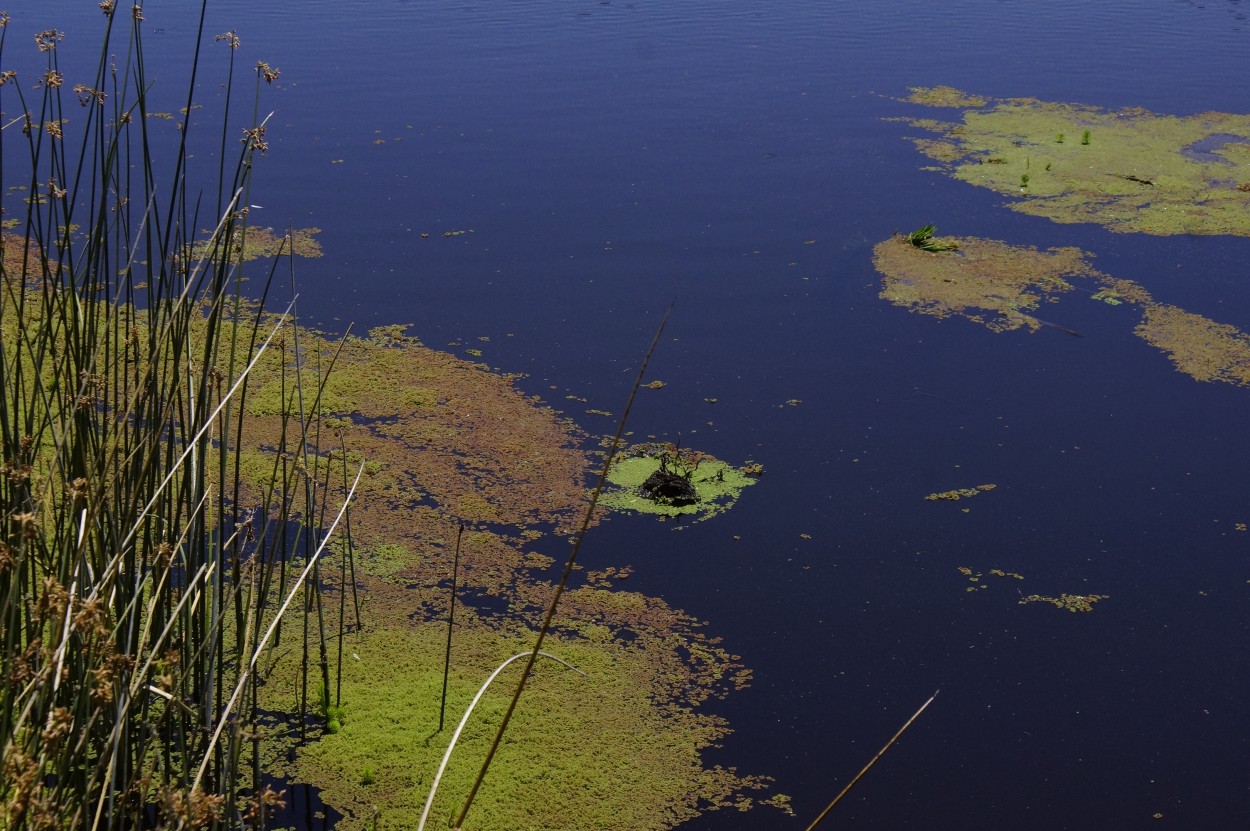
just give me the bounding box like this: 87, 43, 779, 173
34, 30, 63, 52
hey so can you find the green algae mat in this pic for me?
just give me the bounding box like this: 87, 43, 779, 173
895, 86, 1250, 236
234, 323, 783, 830
875, 230, 1250, 390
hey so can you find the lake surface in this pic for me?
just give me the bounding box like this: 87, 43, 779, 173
18, 1, 1250, 827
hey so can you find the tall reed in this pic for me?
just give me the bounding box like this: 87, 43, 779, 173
0, 6, 351, 828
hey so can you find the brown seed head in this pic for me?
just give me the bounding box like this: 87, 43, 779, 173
73, 83, 107, 106
34, 29, 62, 52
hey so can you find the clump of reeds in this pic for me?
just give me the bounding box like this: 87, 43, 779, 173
904, 224, 959, 252
0, 6, 355, 828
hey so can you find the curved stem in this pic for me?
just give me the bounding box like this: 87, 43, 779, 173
417, 651, 586, 831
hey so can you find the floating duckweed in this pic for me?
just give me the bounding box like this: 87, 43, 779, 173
877, 230, 1250, 389
926, 484, 997, 502
263, 622, 783, 831
875, 235, 1096, 332
1134, 304, 1250, 386
189, 225, 323, 261
897, 87, 1250, 236
1019, 593, 1110, 612
957, 566, 1024, 591
231, 322, 781, 827
903, 85, 989, 108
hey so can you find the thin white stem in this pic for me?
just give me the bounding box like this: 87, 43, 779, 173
417, 651, 586, 831
192, 462, 364, 790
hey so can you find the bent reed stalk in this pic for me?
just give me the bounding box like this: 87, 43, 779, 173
0, 6, 357, 829
452, 302, 673, 830
417, 651, 587, 831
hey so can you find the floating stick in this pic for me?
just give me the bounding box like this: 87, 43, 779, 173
805, 689, 940, 831
438, 524, 465, 733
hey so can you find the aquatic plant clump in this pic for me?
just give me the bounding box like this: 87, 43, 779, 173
874, 234, 1099, 332
262, 620, 786, 830
1019, 593, 1110, 613
1134, 303, 1250, 386
925, 484, 996, 501
897, 87, 1250, 236
188, 225, 323, 262
905, 223, 960, 252
875, 230, 1250, 390
230, 329, 785, 827
599, 443, 760, 521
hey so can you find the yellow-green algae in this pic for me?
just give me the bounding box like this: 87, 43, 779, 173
229, 322, 784, 828
261, 617, 787, 830
925, 484, 996, 502
874, 234, 1094, 331
897, 87, 1250, 236
875, 231, 1250, 391
1134, 303, 1250, 386
598, 444, 759, 522
1019, 593, 1110, 613
188, 225, 323, 262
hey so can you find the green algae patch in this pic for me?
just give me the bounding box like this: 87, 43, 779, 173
903, 85, 989, 109
897, 88, 1250, 236
189, 225, 323, 262
1134, 303, 1250, 386
228, 318, 784, 828
874, 228, 1250, 391
599, 444, 759, 522
925, 484, 996, 502
262, 621, 783, 831
874, 234, 1101, 332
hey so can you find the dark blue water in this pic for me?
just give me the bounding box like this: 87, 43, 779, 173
11, 1, 1250, 828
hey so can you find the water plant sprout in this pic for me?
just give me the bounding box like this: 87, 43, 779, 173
904, 224, 960, 252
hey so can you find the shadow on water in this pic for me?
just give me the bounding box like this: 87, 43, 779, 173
259, 780, 345, 831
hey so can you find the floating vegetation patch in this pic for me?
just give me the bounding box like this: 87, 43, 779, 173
874, 234, 1096, 332
896, 87, 1250, 236
262, 619, 786, 831
1019, 593, 1110, 613
875, 230, 1250, 390
188, 225, 323, 262
957, 566, 1024, 592
1134, 303, 1250, 386
903, 85, 989, 109
235, 323, 781, 828
599, 443, 760, 522
926, 484, 997, 502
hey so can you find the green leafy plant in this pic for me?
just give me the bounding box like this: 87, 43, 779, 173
1081, 129, 1091, 145
1056, 132, 1065, 143
904, 224, 960, 252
